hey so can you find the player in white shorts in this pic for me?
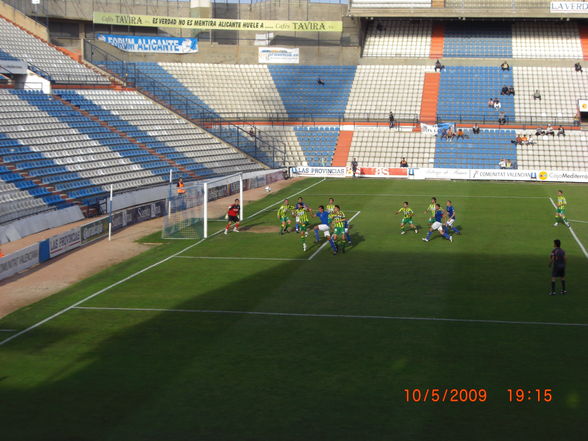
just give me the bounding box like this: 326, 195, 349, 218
313, 205, 331, 242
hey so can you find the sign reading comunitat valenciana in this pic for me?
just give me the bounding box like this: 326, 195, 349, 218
93, 12, 343, 32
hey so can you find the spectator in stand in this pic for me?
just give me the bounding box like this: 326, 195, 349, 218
456, 128, 465, 140
521, 134, 529, 145
508, 86, 515, 96
248, 126, 256, 137
494, 98, 502, 110
499, 158, 506, 169
505, 159, 513, 169
536, 127, 545, 136
501, 61, 510, 71
498, 112, 507, 125
317, 77, 325, 86
501, 86, 509, 95
400, 157, 409, 168
557, 126, 566, 137
389, 111, 395, 129
376, 22, 383, 32
472, 123, 480, 134
434, 60, 443, 72
446, 127, 455, 141
575, 62, 583, 73
487, 98, 494, 108
533, 90, 542, 101
512, 134, 523, 145
546, 124, 555, 136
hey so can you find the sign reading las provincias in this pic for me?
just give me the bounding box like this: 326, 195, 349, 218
93, 12, 343, 32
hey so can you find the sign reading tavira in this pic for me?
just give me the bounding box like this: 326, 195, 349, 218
93, 12, 343, 32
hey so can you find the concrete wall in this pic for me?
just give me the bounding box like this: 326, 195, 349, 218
0, 0, 49, 40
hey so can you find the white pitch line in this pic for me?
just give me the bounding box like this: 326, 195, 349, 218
569, 219, 588, 224
308, 211, 361, 260
175, 256, 307, 262
306, 193, 547, 199
0, 329, 16, 332
549, 197, 588, 259
0, 178, 328, 347
71, 306, 588, 328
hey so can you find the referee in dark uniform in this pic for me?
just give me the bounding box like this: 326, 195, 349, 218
549, 239, 567, 295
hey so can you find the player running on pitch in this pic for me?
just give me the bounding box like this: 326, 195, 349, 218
554, 190, 570, 227
224, 199, 240, 235
277, 199, 294, 235
295, 202, 312, 251
445, 200, 461, 234
396, 201, 418, 234
329, 205, 348, 255
422, 204, 452, 242
425, 197, 437, 226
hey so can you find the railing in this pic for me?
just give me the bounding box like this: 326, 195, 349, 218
350, 0, 568, 9
84, 40, 287, 169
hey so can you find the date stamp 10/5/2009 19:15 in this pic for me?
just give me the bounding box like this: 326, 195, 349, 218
404, 388, 553, 404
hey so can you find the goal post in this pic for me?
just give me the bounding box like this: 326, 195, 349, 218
162, 172, 244, 240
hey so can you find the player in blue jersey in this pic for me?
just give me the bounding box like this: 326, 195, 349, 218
445, 200, 461, 234
313, 205, 338, 253
422, 204, 452, 242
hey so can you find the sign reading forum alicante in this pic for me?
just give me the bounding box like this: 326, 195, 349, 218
550, 2, 588, 13
93, 12, 343, 32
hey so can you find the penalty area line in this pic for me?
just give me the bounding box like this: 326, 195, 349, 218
71, 306, 588, 328
308, 211, 361, 261
175, 256, 307, 262
0, 178, 328, 347
569, 219, 588, 224
549, 197, 588, 259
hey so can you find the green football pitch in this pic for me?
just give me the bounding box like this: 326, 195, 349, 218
1, 178, 587, 441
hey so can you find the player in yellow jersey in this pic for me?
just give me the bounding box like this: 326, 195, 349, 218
396, 201, 418, 235
294, 202, 312, 251
326, 198, 336, 214
424, 197, 437, 225
328, 205, 348, 255
277, 199, 294, 235
553, 190, 570, 227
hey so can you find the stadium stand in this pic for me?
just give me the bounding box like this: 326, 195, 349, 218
347, 128, 436, 168
56, 90, 262, 179
443, 22, 512, 58
516, 130, 588, 171
294, 126, 339, 166
513, 66, 588, 122
268, 65, 356, 119
435, 129, 517, 169
0, 162, 67, 224
160, 62, 287, 119
511, 22, 583, 59
437, 66, 515, 122
362, 20, 585, 59
351, 0, 431, 8
362, 20, 432, 58
244, 126, 307, 167
0, 16, 109, 84
346, 65, 433, 119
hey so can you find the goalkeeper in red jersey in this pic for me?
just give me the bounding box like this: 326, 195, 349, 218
224, 199, 241, 235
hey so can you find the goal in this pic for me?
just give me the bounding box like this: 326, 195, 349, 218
162, 173, 243, 240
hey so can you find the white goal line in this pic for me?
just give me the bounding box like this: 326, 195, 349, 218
71, 306, 588, 328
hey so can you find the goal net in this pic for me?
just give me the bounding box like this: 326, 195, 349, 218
162, 173, 243, 240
